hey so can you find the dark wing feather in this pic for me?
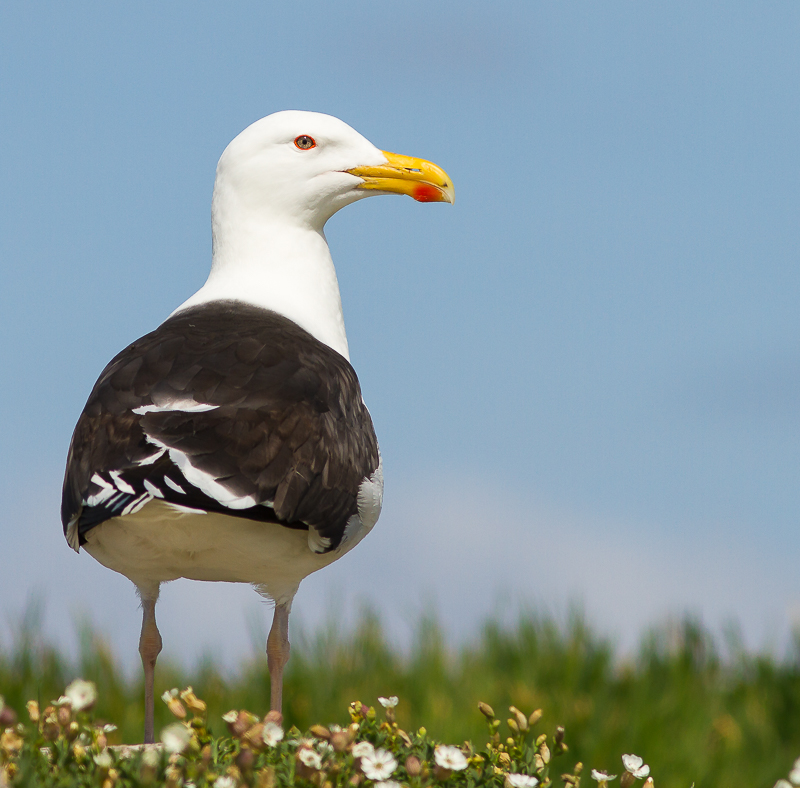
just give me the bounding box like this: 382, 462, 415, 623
61, 301, 379, 552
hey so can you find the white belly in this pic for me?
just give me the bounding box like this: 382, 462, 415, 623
83, 500, 345, 605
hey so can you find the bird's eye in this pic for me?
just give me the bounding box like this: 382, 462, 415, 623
294, 135, 316, 150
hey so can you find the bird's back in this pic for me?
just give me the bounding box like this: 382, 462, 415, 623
61, 300, 382, 586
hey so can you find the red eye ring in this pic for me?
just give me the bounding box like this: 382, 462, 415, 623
294, 135, 316, 150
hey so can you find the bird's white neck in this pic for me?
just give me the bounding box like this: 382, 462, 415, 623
173, 190, 350, 361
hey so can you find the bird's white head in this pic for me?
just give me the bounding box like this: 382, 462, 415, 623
178, 110, 454, 359
214, 110, 454, 230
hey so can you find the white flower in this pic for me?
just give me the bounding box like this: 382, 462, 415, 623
375, 782, 403, 788
361, 749, 398, 781
508, 774, 539, 788
93, 751, 113, 769
352, 741, 376, 759
591, 770, 618, 782
221, 710, 238, 723
775, 781, 793, 788
103, 724, 117, 733
790, 757, 800, 785
51, 696, 70, 707
214, 777, 237, 788
161, 722, 192, 754
161, 688, 179, 703
142, 748, 161, 767
434, 745, 468, 772
378, 696, 399, 709
299, 748, 323, 770
64, 679, 98, 712
622, 755, 650, 779
262, 721, 284, 747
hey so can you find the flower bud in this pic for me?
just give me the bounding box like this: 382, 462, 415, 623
498, 752, 511, 768
264, 710, 283, 726
139, 750, 159, 784
231, 710, 252, 737
406, 756, 422, 776
243, 723, 265, 749
507, 718, 520, 735
478, 702, 495, 719
528, 709, 543, 727
509, 706, 528, 732
73, 742, 86, 761
643, 779, 654, 788
180, 688, 207, 715
164, 764, 182, 788
348, 701, 363, 721
539, 743, 550, 764
237, 747, 256, 770
332, 730, 354, 752
257, 766, 276, 788
0, 706, 17, 729
96, 732, 108, 750
620, 772, 635, 788
67, 721, 80, 742
57, 706, 71, 728
26, 701, 40, 723
0, 728, 23, 757
533, 754, 544, 770
535, 734, 547, 747
310, 724, 331, 740
166, 698, 186, 719
555, 726, 565, 745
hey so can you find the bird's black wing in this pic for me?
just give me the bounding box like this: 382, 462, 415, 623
61, 301, 379, 553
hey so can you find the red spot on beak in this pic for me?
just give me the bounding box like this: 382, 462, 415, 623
411, 183, 442, 202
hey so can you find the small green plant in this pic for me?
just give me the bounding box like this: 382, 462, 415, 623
5, 605, 800, 785
0, 682, 665, 788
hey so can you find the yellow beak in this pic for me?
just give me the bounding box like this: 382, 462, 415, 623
347, 151, 455, 204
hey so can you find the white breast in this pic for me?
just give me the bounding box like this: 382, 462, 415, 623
83, 500, 348, 606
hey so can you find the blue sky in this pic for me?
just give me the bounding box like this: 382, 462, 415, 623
2, 2, 800, 666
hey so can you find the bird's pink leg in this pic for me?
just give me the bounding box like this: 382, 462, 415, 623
267, 602, 291, 714
138, 593, 162, 744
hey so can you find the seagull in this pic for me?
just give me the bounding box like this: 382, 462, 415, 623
61, 110, 454, 743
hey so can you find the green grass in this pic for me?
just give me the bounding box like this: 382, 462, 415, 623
2, 602, 800, 787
